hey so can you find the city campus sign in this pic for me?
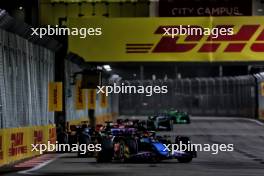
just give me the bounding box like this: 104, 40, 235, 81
158, 0, 252, 17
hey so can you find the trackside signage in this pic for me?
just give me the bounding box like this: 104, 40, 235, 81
68, 17, 264, 62
48, 82, 63, 112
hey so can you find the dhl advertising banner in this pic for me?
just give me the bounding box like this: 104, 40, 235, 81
69, 17, 264, 62
100, 88, 108, 108
0, 125, 56, 166
0, 130, 4, 165
259, 82, 264, 120
75, 80, 86, 110
88, 89, 97, 110
48, 82, 63, 111
261, 82, 264, 96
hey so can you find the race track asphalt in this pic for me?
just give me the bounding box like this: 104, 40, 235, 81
4, 117, 264, 176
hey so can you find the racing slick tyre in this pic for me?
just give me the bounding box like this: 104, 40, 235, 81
169, 120, 174, 131
113, 139, 127, 162
126, 138, 138, 154
175, 136, 190, 145
96, 138, 113, 163
175, 136, 195, 163
185, 116, 191, 124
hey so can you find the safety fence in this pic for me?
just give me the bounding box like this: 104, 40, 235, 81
255, 72, 264, 120
119, 75, 256, 118
0, 28, 55, 128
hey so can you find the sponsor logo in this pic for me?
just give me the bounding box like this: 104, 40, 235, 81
126, 25, 264, 53
49, 128, 56, 144
0, 136, 3, 160
9, 132, 27, 156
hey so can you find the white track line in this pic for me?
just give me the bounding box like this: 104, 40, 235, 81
18, 154, 64, 175
247, 118, 264, 126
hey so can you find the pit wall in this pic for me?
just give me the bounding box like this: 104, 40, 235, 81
0, 125, 56, 166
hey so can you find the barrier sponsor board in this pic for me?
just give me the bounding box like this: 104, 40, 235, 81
75, 80, 86, 110
88, 89, 97, 110
68, 17, 264, 62
100, 88, 108, 108
261, 82, 264, 96
0, 131, 4, 164
0, 125, 56, 166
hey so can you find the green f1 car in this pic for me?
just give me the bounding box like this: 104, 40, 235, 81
165, 110, 191, 124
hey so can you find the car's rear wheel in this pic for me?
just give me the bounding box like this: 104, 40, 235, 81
169, 120, 173, 131
175, 136, 190, 145
175, 136, 195, 163
96, 138, 113, 163
126, 138, 138, 154
114, 139, 126, 162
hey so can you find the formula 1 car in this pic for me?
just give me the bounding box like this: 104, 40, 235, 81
95, 127, 196, 163
67, 123, 100, 157
165, 110, 191, 124
146, 115, 173, 131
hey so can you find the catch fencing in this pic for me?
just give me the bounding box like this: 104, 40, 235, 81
0, 29, 55, 128
119, 75, 256, 118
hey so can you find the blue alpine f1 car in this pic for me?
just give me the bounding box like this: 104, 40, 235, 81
96, 126, 196, 163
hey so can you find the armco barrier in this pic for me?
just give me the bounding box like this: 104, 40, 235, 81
0, 124, 56, 166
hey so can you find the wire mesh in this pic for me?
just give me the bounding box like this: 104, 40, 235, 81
0, 29, 55, 128
119, 76, 256, 118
